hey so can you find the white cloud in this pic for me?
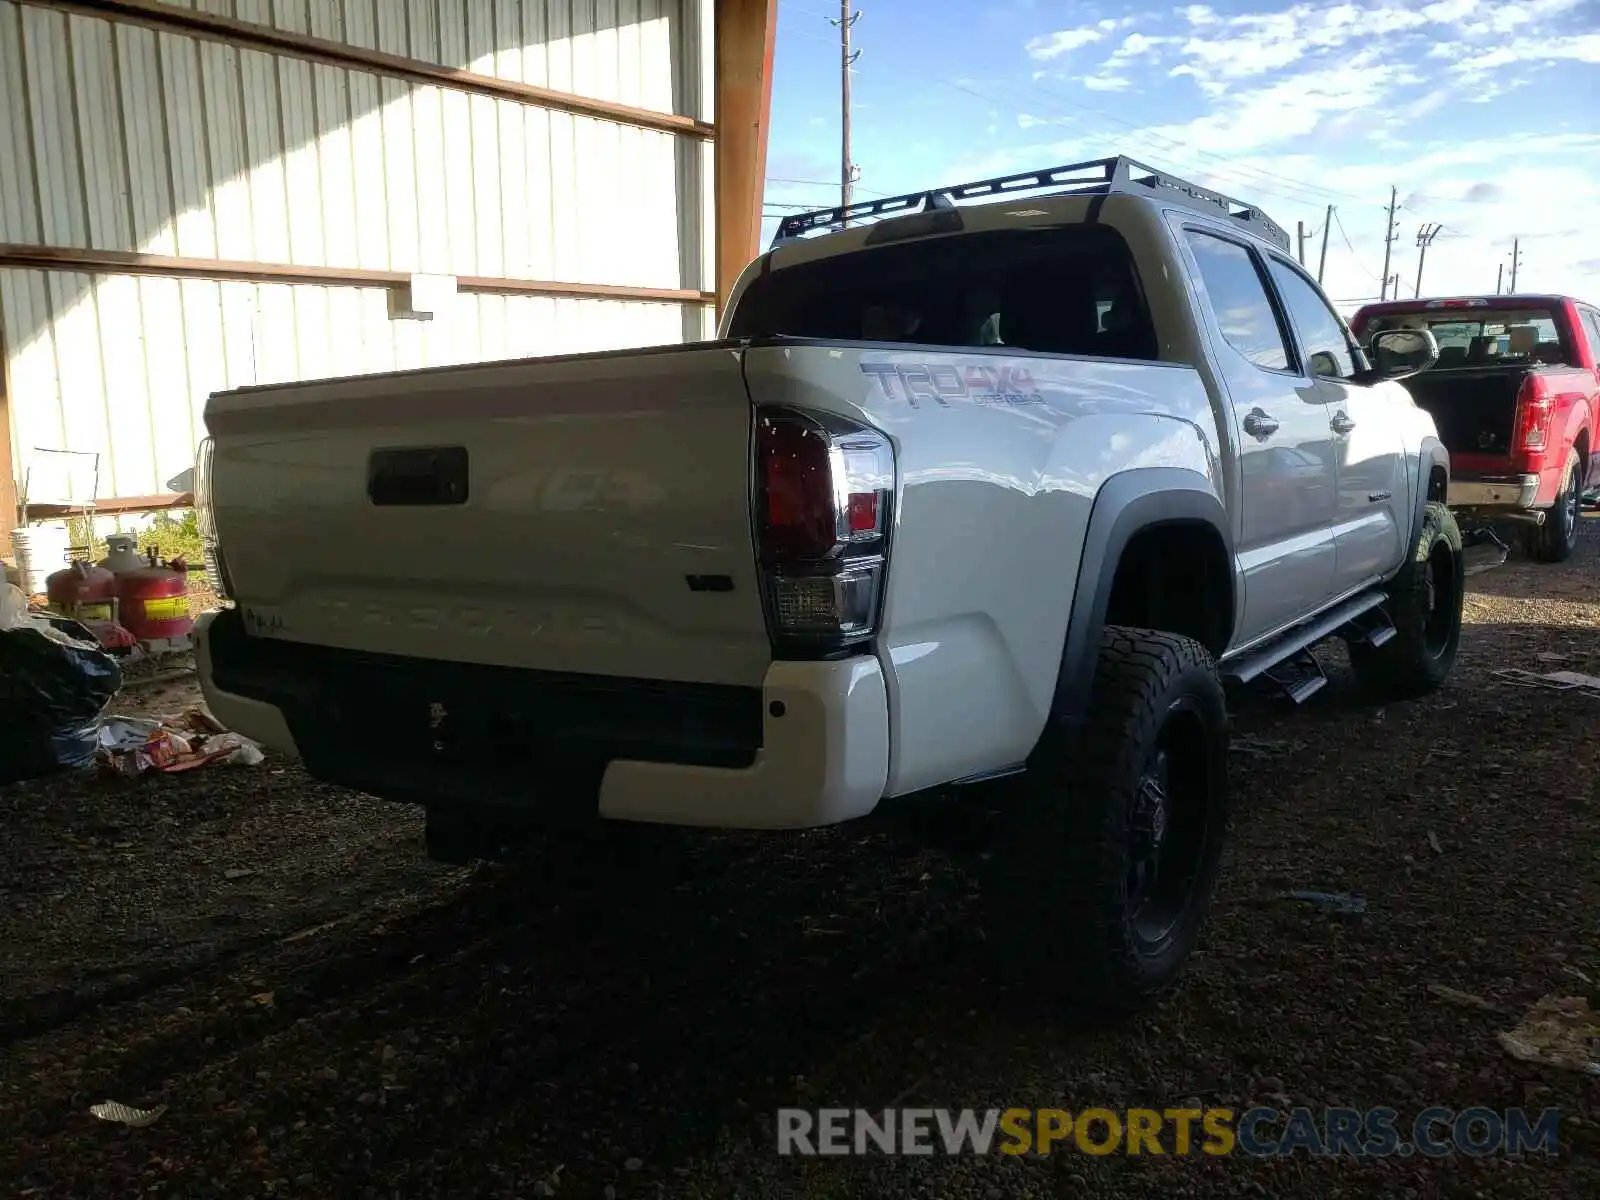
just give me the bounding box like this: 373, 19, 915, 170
1114, 33, 1175, 58
986, 0, 1600, 302
1025, 27, 1106, 60
1454, 32, 1600, 73
1143, 63, 1401, 155
1461, 0, 1585, 35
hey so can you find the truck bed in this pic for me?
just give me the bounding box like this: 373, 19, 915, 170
1400, 367, 1527, 457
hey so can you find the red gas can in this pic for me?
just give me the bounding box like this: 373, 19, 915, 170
117, 549, 194, 647
46, 559, 120, 624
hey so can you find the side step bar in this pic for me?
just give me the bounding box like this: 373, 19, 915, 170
1461, 526, 1511, 577
1221, 591, 1388, 688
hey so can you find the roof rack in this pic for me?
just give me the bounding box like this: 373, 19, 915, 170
769, 155, 1290, 253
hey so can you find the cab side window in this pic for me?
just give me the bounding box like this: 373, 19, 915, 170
1266, 258, 1357, 380
1581, 308, 1600, 362
1183, 230, 1290, 371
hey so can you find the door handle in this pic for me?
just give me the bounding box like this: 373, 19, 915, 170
1330, 412, 1356, 435
1242, 408, 1279, 440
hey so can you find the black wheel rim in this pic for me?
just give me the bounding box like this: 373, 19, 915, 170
1421, 539, 1459, 658
1563, 476, 1580, 547
1127, 699, 1217, 948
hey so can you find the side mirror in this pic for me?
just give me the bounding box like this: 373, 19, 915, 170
1366, 327, 1439, 380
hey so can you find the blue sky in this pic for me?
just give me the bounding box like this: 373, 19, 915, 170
761, 0, 1600, 313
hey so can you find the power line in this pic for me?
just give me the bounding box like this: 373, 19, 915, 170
766, 176, 890, 197
778, 20, 834, 45
1332, 208, 1383, 283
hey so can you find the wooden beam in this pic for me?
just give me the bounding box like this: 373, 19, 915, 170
24, 492, 192, 520
0, 299, 17, 541
0, 244, 717, 307
30, 0, 715, 141
714, 0, 778, 320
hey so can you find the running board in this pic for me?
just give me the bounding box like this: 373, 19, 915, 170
1461, 526, 1511, 577
1221, 592, 1388, 687
1260, 647, 1328, 705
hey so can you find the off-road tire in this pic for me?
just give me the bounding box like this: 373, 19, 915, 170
1527, 447, 1582, 563
986, 627, 1229, 1013
1350, 500, 1463, 698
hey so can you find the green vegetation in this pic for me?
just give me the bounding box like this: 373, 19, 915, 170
65, 509, 206, 568
138, 510, 206, 567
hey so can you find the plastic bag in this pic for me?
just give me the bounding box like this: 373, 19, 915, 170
0, 587, 123, 783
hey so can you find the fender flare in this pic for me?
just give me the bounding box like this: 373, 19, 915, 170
1392, 437, 1450, 592
1050, 468, 1235, 729
1571, 423, 1593, 489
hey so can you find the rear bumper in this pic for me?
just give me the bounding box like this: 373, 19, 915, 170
195, 609, 890, 830
1450, 472, 1542, 513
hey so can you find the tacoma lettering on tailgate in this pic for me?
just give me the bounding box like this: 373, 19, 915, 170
859, 361, 1046, 408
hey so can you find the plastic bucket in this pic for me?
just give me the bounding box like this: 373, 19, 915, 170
10, 523, 72, 596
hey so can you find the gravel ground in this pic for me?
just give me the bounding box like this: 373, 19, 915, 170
2, 519, 1597, 1199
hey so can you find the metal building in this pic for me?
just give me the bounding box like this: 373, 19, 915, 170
0, 0, 775, 535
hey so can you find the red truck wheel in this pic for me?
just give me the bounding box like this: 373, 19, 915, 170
1528, 448, 1582, 563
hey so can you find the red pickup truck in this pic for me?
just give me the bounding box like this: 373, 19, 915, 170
1350, 294, 1600, 562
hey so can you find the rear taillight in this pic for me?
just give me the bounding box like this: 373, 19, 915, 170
1513, 375, 1555, 454
193, 436, 234, 602
755, 407, 894, 654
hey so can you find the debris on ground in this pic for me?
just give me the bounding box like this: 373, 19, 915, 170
96, 709, 263, 779
77, 618, 139, 653
1427, 831, 1444, 856
0, 585, 122, 784
88, 1101, 166, 1128
1427, 983, 1506, 1014
1492, 667, 1600, 697
1282, 889, 1367, 916
1230, 736, 1296, 757
1497, 994, 1600, 1076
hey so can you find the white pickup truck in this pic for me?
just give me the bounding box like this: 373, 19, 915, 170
193, 157, 1463, 1011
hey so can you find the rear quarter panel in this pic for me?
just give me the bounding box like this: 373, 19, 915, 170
741, 343, 1222, 796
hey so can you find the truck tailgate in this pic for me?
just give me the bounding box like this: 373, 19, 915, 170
204, 343, 771, 688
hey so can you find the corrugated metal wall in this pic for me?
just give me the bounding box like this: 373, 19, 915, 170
0, 0, 712, 503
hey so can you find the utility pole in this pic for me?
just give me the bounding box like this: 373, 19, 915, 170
832, 3, 861, 224
1378, 186, 1400, 300
1496, 262, 1504, 295
1508, 238, 1522, 293
1297, 220, 1307, 266
1413, 222, 1442, 298
1317, 204, 1333, 284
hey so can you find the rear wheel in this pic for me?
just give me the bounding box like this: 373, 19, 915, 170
1351, 500, 1463, 698
986, 628, 1229, 1013
1528, 448, 1582, 563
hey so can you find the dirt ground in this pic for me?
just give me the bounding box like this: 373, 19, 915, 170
2, 520, 1597, 1199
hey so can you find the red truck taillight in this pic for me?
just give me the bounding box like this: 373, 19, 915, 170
755, 406, 894, 655
1513, 375, 1555, 456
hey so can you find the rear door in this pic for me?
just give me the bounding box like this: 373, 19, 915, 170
1263, 254, 1410, 592
204, 343, 772, 687
1179, 225, 1339, 646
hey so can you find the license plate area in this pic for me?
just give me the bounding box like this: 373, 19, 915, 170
367, 445, 469, 506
